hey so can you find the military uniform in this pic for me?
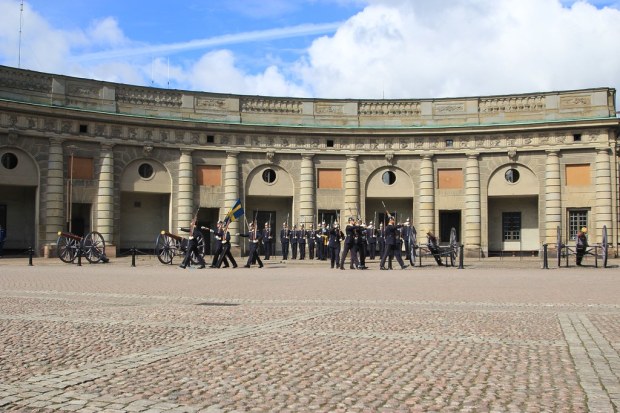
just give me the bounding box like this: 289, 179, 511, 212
179, 220, 206, 269
239, 224, 263, 268
380, 219, 408, 270
262, 223, 272, 260
367, 222, 377, 260
298, 225, 306, 260
216, 229, 238, 268
378, 223, 385, 259
307, 225, 315, 260
328, 223, 344, 269
280, 224, 290, 260
339, 218, 360, 270
291, 225, 298, 259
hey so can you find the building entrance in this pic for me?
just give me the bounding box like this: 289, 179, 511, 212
439, 210, 461, 245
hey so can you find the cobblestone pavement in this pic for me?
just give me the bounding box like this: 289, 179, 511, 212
0, 256, 619, 412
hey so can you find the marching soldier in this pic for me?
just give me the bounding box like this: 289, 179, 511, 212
280, 222, 290, 260
298, 224, 306, 260
339, 217, 360, 270
262, 222, 272, 260
402, 218, 412, 261
319, 222, 329, 260
209, 221, 229, 268
179, 215, 206, 269
367, 221, 377, 260
291, 224, 298, 259
328, 220, 344, 269
307, 223, 316, 260
356, 219, 368, 269
378, 222, 386, 259
380, 216, 408, 270
238, 222, 263, 268
216, 224, 238, 268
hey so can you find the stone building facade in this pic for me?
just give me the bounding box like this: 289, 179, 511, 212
0, 65, 618, 257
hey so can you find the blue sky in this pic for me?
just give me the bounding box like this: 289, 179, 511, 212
1, 0, 619, 102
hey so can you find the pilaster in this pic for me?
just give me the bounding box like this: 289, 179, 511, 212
545, 150, 562, 245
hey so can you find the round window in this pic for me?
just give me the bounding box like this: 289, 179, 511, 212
1, 152, 18, 170
505, 168, 520, 183
138, 163, 154, 179
262, 168, 276, 184
382, 171, 396, 185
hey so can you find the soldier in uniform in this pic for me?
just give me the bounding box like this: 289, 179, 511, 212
262, 222, 272, 260
367, 221, 377, 260
208, 221, 229, 268
380, 216, 408, 270
179, 216, 206, 269
216, 224, 238, 268
356, 219, 368, 269
328, 221, 344, 269
307, 223, 315, 260
291, 224, 298, 259
298, 224, 306, 260
402, 218, 412, 261
319, 222, 329, 260
339, 217, 360, 270
239, 222, 264, 268
280, 222, 290, 260
378, 222, 386, 259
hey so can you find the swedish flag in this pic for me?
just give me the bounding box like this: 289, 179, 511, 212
223, 199, 244, 225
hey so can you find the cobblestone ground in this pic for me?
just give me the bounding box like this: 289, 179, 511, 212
0, 256, 619, 412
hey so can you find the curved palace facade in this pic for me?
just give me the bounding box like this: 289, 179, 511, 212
0, 65, 618, 257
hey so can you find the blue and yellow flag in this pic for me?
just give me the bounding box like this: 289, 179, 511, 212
223, 198, 244, 225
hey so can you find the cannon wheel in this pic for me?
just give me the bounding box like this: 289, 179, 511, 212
156, 233, 177, 265
57, 235, 78, 263
82, 231, 106, 263
449, 227, 458, 267
602, 225, 608, 268
189, 234, 206, 265
556, 226, 562, 268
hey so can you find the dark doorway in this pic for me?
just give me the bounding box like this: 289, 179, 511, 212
197, 207, 220, 255
317, 209, 338, 226
439, 210, 461, 245
70, 203, 91, 237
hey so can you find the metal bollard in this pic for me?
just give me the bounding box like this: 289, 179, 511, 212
458, 245, 464, 269
542, 244, 549, 269
131, 246, 136, 267
28, 246, 34, 266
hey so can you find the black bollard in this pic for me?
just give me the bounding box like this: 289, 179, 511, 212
77, 246, 82, 266
458, 245, 464, 269
131, 246, 136, 267
28, 246, 34, 266
542, 244, 549, 269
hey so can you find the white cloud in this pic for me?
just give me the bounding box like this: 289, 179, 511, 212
295, 0, 620, 99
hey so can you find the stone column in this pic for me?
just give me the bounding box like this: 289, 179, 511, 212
299, 153, 315, 223
545, 150, 562, 245
464, 153, 481, 253
344, 155, 360, 219
177, 149, 194, 228
44, 138, 65, 252
418, 154, 435, 232
223, 151, 240, 246
595, 147, 612, 241
96, 143, 115, 247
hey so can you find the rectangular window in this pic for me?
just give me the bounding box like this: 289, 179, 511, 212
317, 168, 342, 189
70, 157, 94, 180
568, 210, 588, 241
196, 165, 222, 186
565, 164, 591, 186
502, 212, 521, 241
437, 168, 463, 189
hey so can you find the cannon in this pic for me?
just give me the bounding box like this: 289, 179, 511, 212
155, 228, 206, 265
56, 231, 108, 264
417, 227, 459, 267
556, 225, 608, 268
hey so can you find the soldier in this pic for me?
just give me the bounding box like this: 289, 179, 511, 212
426, 229, 444, 266
179, 215, 206, 269
328, 220, 344, 269
262, 222, 272, 260
209, 221, 227, 268
280, 222, 290, 260
319, 221, 329, 260
298, 223, 306, 260
380, 216, 408, 270
339, 217, 360, 270
356, 219, 368, 269
378, 222, 385, 259
402, 218, 412, 261
307, 223, 316, 260
216, 224, 238, 268
576, 227, 588, 266
291, 224, 298, 259
367, 221, 377, 260
239, 222, 264, 268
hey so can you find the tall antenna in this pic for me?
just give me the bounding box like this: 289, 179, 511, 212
18, 0, 24, 68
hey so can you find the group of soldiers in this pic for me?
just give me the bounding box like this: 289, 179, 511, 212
178, 214, 446, 270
